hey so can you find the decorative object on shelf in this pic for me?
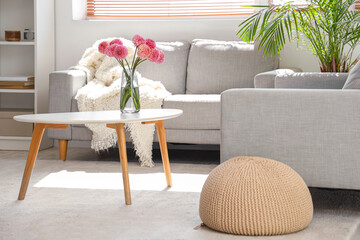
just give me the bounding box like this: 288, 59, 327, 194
5, 31, 21, 41
237, 0, 360, 72
98, 35, 165, 113
23, 29, 34, 40
199, 156, 313, 236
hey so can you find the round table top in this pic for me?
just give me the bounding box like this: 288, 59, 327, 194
14, 109, 183, 124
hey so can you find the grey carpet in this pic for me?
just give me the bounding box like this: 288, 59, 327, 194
0, 147, 359, 240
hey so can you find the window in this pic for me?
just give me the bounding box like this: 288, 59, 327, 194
270, 0, 308, 4
86, 0, 256, 19
271, 1, 360, 10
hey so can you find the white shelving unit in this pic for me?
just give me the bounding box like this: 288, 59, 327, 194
0, 40, 35, 45
0, 0, 55, 150
0, 89, 35, 93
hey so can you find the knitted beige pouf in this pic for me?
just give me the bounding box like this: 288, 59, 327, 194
199, 156, 313, 235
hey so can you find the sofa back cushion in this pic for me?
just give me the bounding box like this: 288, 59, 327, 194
343, 60, 360, 89
276, 72, 348, 89
137, 41, 191, 94
186, 39, 278, 94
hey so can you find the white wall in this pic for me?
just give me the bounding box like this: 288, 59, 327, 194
55, 0, 319, 72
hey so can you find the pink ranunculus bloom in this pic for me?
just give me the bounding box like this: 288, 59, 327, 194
113, 45, 128, 59
109, 39, 123, 46
98, 41, 108, 54
149, 48, 160, 62
157, 50, 165, 64
132, 34, 146, 47
146, 38, 156, 49
105, 44, 118, 57
137, 44, 152, 59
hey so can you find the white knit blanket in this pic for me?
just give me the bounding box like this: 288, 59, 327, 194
73, 38, 171, 167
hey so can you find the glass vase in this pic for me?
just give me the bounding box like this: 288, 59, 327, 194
120, 70, 140, 113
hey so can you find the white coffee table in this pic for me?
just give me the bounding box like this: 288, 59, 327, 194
14, 109, 183, 205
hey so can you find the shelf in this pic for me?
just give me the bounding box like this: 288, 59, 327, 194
0, 0, 55, 151
0, 41, 34, 46
0, 89, 35, 93
0, 136, 32, 150
0, 136, 32, 141
0, 108, 34, 113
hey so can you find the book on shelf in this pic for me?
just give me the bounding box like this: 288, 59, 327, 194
0, 80, 34, 89
0, 76, 34, 82
0, 85, 34, 89
0, 81, 34, 86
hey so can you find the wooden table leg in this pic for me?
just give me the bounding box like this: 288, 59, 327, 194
107, 123, 131, 205
18, 123, 68, 200
59, 139, 68, 161
155, 120, 172, 187
18, 123, 46, 200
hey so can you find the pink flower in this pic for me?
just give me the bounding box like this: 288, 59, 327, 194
113, 45, 128, 59
132, 34, 145, 47
157, 50, 165, 64
137, 44, 152, 59
146, 38, 156, 49
109, 39, 123, 46
98, 41, 108, 54
149, 48, 160, 62
105, 44, 118, 57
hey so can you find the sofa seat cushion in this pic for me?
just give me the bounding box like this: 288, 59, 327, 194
162, 94, 220, 130
71, 94, 221, 130
71, 125, 220, 144
186, 39, 278, 94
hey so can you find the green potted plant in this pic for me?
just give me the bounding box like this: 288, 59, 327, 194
237, 0, 360, 72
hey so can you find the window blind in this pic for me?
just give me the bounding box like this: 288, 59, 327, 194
86, 0, 255, 18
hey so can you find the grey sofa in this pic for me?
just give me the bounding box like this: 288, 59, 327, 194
49, 39, 293, 156
221, 72, 360, 190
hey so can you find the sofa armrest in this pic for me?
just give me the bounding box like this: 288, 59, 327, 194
275, 72, 348, 89
254, 68, 302, 88
221, 88, 360, 190
48, 70, 86, 140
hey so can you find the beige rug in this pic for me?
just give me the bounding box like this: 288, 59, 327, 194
0, 148, 359, 240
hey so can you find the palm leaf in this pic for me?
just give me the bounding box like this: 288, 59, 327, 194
237, 0, 360, 72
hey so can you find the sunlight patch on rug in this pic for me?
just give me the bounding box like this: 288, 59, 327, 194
34, 170, 208, 192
